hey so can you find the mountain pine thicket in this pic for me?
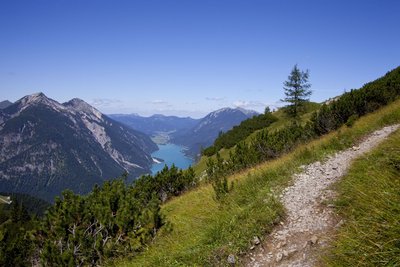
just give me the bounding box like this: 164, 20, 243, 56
0, 199, 35, 266
0, 166, 197, 266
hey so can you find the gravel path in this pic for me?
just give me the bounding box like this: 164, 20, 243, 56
245, 124, 400, 267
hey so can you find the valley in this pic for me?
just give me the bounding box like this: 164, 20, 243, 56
116, 67, 400, 266
0, 94, 256, 202
1, 1, 399, 265
110, 107, 259, 159
151, 143, 194, 174
1, 66, 399, 266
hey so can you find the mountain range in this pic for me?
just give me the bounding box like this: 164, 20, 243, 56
108, 113, 199, 136
0, 93, 258, 201
111, 107, 258, 158
171, 107, 258, 157
0, 93, 157, 202
0, 100, 12, 109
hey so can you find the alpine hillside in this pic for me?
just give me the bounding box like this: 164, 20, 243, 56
0, 93, 157, 202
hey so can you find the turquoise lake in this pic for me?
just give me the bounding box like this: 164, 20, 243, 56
151, 143, 194, 174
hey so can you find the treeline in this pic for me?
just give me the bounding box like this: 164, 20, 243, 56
312, 67, 400, 135
0, 165, 198, 266
202, 111, 278, 156
206, 66, 400, 192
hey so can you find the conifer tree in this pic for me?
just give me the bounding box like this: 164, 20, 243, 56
282, 64, 312, 118
206, 153, 229, 200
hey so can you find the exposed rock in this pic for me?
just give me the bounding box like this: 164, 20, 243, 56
227, 254, 236, 265
310, 235, 318, 245
0, 93, 158, 202
277, 240, 287, 249
252, 236, 261, 245
276, 252, 283, 262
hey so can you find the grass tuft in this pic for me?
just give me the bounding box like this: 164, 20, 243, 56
325, 128, 400, 266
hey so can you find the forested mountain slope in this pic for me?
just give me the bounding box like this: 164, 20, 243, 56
0, 93, 157, 202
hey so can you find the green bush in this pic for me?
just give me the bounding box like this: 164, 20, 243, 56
38, 178, 165, 266
206, 153, 229, 200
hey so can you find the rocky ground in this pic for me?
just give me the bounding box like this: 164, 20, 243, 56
244, 124, 400, 267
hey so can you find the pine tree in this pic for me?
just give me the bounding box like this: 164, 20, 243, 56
282, 64, 312, 118
206, 153, 229, 200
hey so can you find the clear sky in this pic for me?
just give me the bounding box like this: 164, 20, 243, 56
1, 0, 399, 118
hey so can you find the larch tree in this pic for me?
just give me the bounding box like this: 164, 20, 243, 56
282, 64, 312, 118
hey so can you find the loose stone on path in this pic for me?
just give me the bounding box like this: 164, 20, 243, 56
245, 124, 400, 267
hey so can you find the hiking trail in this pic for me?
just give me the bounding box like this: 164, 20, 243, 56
245, 124, 400, 267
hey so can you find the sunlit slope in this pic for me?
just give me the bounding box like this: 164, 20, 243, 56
325, 122, 400, 266
193, 101, 321, 176
117, 99, 400, 267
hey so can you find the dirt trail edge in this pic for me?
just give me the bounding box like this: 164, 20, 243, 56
245, 124, 400, 267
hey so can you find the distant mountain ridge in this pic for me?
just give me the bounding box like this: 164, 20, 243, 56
0, 100, 12, 109
110, 107, 258, 158
171, 107, 259, 157
109, 113, 199, 136
0, 93, 157, 202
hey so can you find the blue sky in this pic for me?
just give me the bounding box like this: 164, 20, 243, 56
1, 0, 399, 118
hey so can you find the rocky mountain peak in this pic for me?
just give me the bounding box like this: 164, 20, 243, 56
64, 98, 103, 120
236, 107, 259, 117
210, 107, 232, 114
13, 92, 67, 115
0, 93, 157, 202
19, 92, 48, 104
206, 107, 258, 119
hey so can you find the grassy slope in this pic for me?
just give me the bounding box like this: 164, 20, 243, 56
325, 126, 400, 266
193, 102, 321, 176
116, 99, 400, 266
